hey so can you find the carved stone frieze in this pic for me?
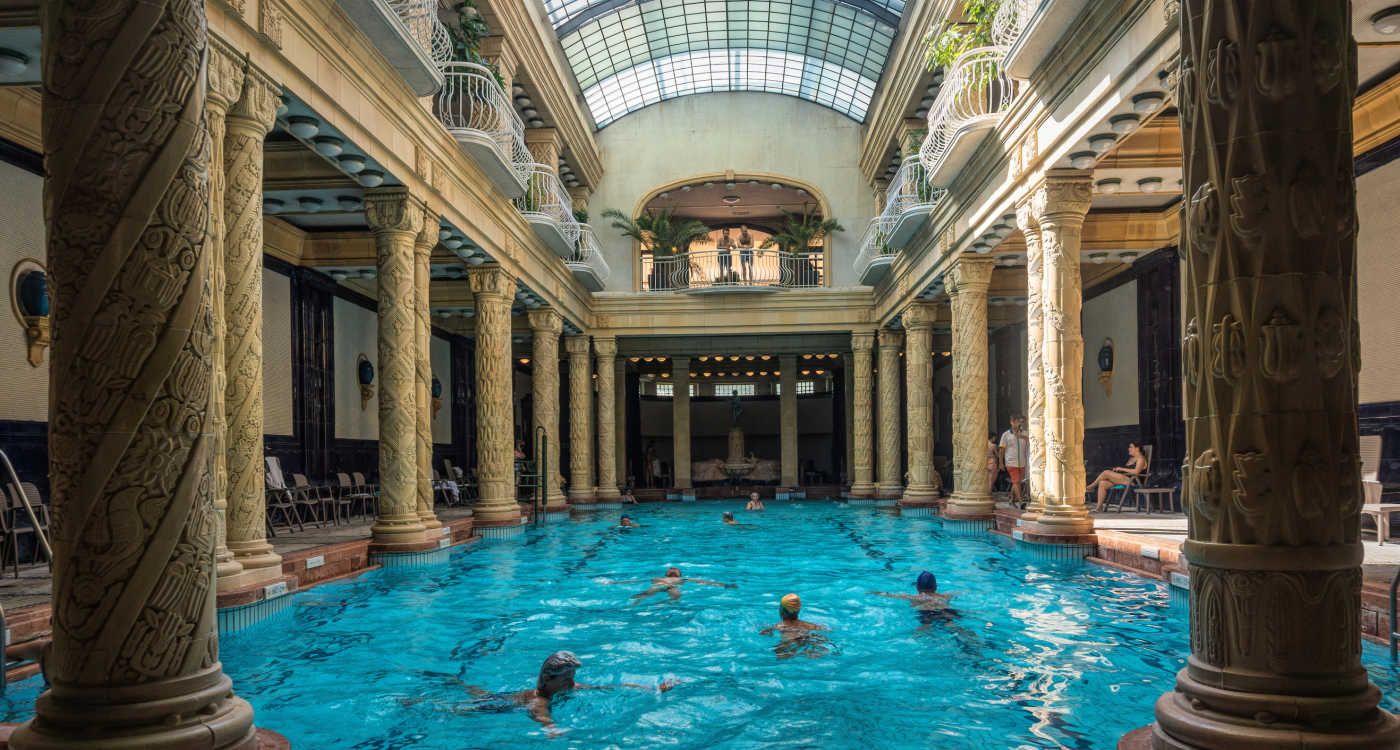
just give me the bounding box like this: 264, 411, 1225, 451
876, 329, 904, 496
849, 330, 876, 496
528, 310, 566, 510
19, 0, 257, 745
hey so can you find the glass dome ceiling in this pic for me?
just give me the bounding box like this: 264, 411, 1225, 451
546, 0, 905, 127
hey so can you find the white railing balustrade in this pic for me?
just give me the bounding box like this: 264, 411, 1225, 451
919, 46, 1019, 184
854, 214, 899, 284
641, 248, 824, 292
516, 164, 577, 231
883, 155, 942, 218
389, 0, 452, 65
991, 0, 1038, 49
436, 62, 533, 190
568, 224, 610, 288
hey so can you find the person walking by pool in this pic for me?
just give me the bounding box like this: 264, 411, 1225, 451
620, 566, 735, 603
745, 493, 765, 511
997, 415, 1029, 505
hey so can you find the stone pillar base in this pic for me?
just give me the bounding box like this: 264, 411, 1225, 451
945, 492, 994, 520
849, 482, 876, 498
569, 489, 598, 504
595, 486, 620, 500
899, 485, 940, 505
1152, 682, 1400, 749
418, 510, 444, 531
370, 516, 428, 546
1017, 515, 1094, 537
218, 548, 283, 593
875, 484, 904, 499
1116, 726, 1152, 749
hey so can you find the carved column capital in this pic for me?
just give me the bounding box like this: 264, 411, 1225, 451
208, 36, 247, 114
365, 188, 427, 236
415, 207, 440, 256
1032, 171, 1094, 226
947, 256, 995, 297
877, 328, 904, 349
564, 334, 591, 355
1015, 195, 1041, 237
901, 302, 937, 331
528, 308, 563, 335
467, 264, 515, 300
593, 335, 617, 357
851, 329, 876, 352
226, 63, 279, 137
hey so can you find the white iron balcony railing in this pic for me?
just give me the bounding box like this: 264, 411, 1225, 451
991, 0, 1090, 79
388, 0, 452, 65
641, 248, 824, 293
919, 46, 1019, 187
436, 61, 531, 199
854, 214, 899, 286
881, 155, 943, 249
515, 164, 581, 258
567, 224, 610, 291
991, 0, 1037, 49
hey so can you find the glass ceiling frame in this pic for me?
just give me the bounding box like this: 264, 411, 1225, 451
548, 0, 905, 128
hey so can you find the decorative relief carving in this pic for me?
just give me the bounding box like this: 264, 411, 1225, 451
877, 329, 903, 493
946, 261, 994, 515
23, 0, 255, 745
565, 335, 594, 499
1019, 201, 1046, 514
469, 265, 516, 522
413, 215, 439, 528
259, 0, 283, 48
902, 303, 939, 502
595, 336, 619, 499
850, 330, 876, 495
529, 310, 565, 508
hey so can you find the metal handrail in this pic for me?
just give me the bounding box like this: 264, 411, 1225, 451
515, 164, 580, 244
882, 155, 943, 218
641, 247, 824, 292
0, 450, 50, 563
533, 426, 547, 527
388, 0, 452, 65
919, 46, 1019, 181
568, 224, 611, 284
991, 0, 1039, 49
435, 61, 533, 179
853, 214, 899, 280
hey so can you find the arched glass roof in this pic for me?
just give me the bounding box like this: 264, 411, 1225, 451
546, 0, 905, 128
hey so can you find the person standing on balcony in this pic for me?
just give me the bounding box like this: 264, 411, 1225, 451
738, 225, 755, 283
716, 227, 734, 283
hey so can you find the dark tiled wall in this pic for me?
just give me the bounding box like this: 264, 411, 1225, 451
0, 420, 47, 499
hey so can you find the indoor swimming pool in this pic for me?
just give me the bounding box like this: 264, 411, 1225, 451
4, 500, 1399, 749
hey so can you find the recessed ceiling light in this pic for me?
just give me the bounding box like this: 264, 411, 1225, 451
313, 136, 344, 157
771, 183, 782, 190
515, 96, 533, 108
337, 154, 367, 173
1373, 7, 1400, 34
263, 197, 285, 214
972, 241, 991, 254
529, 118, 544, 127
680, 185, 692, 192
1070, 151, 1097, 169
725, 182, 736, 189
336, 195, 361, 211
286, 116, 319, 139
0, 48, 29, 76
1117, 251, 1140, 263
357, 170, 385, 188
722, 194, 741, 205
1131, 91, 1166, 114
298, 196, 324, 212
1088, 252, 1109, 264
1137, 176, 1164, 193
522, 107, 538, 119
659, 191, 669, 199
1109, 114, 1140, 134
1088, 134, 1118, 153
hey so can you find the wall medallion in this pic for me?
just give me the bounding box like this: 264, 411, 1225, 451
1097, 338, 1114, 396
9, 258, 49, 367
357, 353, 375, 410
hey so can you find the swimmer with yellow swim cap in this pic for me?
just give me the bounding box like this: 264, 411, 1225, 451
761, 592, 828, 636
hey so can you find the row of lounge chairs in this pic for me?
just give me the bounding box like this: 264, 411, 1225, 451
263, 458, 477, 537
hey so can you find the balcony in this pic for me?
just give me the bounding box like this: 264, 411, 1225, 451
567, 224, 610, 291
854, 214, 899, 286
514, 164, 580, 258
436, 61, 531, 199
992, 0, 1091, 80
338, 0, 447, 95
881, 156, 943, 249
641, 249, 824, 294
919, 46, 1020, 187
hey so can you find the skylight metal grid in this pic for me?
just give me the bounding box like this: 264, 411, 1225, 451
551, 0, 902, 127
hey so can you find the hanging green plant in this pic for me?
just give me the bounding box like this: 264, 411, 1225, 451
923, 0, 1000, 72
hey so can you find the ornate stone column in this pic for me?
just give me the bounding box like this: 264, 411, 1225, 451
901, 303, 941, 506
1017, 199, 1047, 521
469, 265, 520, 527
1139, 2, 1400, 746
207, 37, 245, 588
615, 357, 627, 486
849, 330, 877, 496
945, 258, 995, 521
672, 358, 692, 489
223, 61, 282, 586
595, 336, 621, 499
414, 209, 442, 531
565, 335, 596, 503
1029, 172, 1093, 534
528, 309, 567, 512
780, 355, 798, 486
15, 1, 259, 746
876, 329, 904, 497
365, 189, 428, 546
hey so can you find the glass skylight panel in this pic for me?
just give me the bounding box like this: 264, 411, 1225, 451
556, 0, 900, 126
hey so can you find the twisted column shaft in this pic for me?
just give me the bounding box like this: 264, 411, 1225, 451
945, 258, 995, 518
849, 331, 876, 496
566, 335, 596, 502
414, 212, 441, 530
595, 336, 620, 499
876, 330, 904, 496
468, 265, 519, 525
901, 304, 940, 504
529, 310, 566, 510
1017, 200, 1047, 519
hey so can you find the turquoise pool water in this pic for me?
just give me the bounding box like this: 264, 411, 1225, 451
4, 500, 1400, 748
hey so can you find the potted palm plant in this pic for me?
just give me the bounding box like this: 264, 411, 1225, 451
923, 1, 1003, 119
602, 208, 711, 290
762, 208, 844, 287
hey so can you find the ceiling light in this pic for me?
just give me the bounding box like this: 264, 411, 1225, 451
1375, 7, 1400, 34
466, 256, 484, 265
337, 154, 367, 173
722, 194, 741, 205
286, 116, 319, 139
1096, 177, 1123, 194
1109, 114, 1140, 134
357, 170, 385, 188
914, 107, 929, 118
771, 183, 782, 190
972, 241, 991, 254
746, 371, 755, 376
0, 48, 31, 75
263, 197, 285, 214
312, 136, 344, 157
529, 118, 544, 127
1117, 251, 1140, 263
704, 182, 715, 188
443, 236, 464, 250
1137, 176, 1164, 193
1088, 134, 1117, 153
681, 185, 692, 192
725, 182, 736, 189
747, 180, 758, 185
1131, 91, 1166, 114
336, 195, 361, 211
512, 85, 526, 96
1088, 252, 1109, 264
515, 96, 533, 108
698, 355, 708, 362
801, 370, 811, 376
276, 96, 290, 118
298, 196, 324, 212
1070, 151, 1097, 169
522, 107, 538, 119
629, 357, 640, 363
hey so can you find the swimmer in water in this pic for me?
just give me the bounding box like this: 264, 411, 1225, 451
745, 493, 765, 511
452, 651, 676, 733
870, 571, 960, 629
613, 566, 736, 603
619, 514, 640, 528
760, 593, 831, 659
723, 511, 738, 524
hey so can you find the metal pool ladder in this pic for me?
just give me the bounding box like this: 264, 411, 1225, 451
1391, 567, 1400, 661
532, 426, 547, 527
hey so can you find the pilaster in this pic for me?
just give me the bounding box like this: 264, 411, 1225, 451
223, 62, 282, 586
849, 330, 877, 496
365, 188, 428, 546
595, 336, 620, 499
16, 1, 259, 745
876, 329, 904, 497
901, 303, 941, 506
780, 355, 798, 486
528, 309, 567, 511
944, 258, 995, 521
468, 265, 520, 526
525, 126, 562, 171
565, 335, 596, 502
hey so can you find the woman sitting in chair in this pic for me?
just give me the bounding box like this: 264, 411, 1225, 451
1090, 442, 1148, 512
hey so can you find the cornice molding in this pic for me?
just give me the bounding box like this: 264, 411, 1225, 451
591, 288, 877, 336
1355, 70, 1400, 159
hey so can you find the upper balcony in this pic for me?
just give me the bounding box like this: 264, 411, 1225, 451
435, 61, 531, 199
854, 214, 900, 287
642, 249, 824, 294
514, 164, 581, 258
919, 46, 1020, 188
567, 224, 610, 292
881, 156, 943, 249
991, 0, 1091, 80
339, 0, 447, 95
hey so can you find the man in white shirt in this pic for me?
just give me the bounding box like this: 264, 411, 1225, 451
997, 415, 1029, 504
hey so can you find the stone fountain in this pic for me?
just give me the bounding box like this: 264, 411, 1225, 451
721, 426, 757, 482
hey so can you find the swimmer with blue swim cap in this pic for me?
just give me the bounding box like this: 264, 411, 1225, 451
869, 570, 955, 612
